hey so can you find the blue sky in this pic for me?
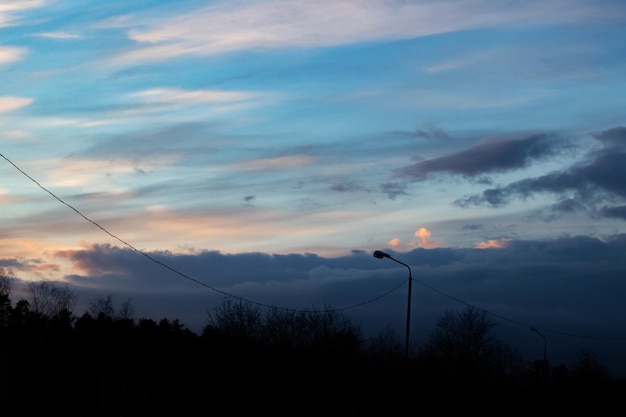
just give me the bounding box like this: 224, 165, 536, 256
2, 0, 626, 374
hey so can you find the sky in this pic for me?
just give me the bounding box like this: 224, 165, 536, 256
1, 0, 626, 375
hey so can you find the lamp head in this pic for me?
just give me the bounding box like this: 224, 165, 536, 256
373, 250, 390, 259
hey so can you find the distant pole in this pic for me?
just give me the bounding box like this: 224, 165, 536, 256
530, 326, 549, 387
530, 327, 547, 362
373, 250, 413, 360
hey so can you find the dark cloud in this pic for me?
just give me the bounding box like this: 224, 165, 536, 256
379, 182, 408, 199
600, 204, 626, 220
414, 125, 451, 141
12, 233, 622, 377
396, 133, 562, 180
242, 195, 255, 206
462, 224, 484, 231
0, 257, 60, 278
0, 258, 28, 269
387, 123, 451, 141
330, 181, 363, 192
454, 127, 626, 219
595, 126, 626, 148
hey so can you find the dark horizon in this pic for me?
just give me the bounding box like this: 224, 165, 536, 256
1, 291, 624, 416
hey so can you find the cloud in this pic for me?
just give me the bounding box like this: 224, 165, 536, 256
473, 238, 512, 249
387, 123, 451, 141
0, 1, 45, 27
34, 32, 82, 39
379, 182, 408, 199
388, 238, 401, 248
2, 130, 33, 140
79, 123, 218, 160
237, 155, 316, 171
330, 181, 364, 193
54, 242, 331, 291
600, 205, 626, 220
49, 233, 626, 300
130, 88, 258, 105
0, 46, 26, 64
29, 88, 269, 130
109, 0, 611, 65
415, 227, 439, 249
387, 228, 442, 251
242, 195, 255, 207
0, 248, 61, 278
40, 157, 163, 188
396, 134, 562, 181
454, 127, 626, 220
0, 96, 33, 113
16, 233, 625, 375
117, 88, 273, 121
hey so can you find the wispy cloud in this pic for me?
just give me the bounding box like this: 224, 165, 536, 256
237, 155, 316, 171
109, 0, 610, 65
0, 0, 46, 27
0, 45, 26, 64
123, 88, 274, 121
131, 88, 258, 105
0, 96, 33, 113
35, 32, 82, 39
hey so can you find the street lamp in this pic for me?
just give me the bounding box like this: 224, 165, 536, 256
373, 250, 413, 360
530, 327, 547, 362
530, 327, 549, 387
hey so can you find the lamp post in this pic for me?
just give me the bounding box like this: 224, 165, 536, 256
373, 250, 413, 360
530, 326, 549, 387
530, 327, 547, 362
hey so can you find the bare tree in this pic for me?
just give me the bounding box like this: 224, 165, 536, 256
0, 268, 14, 298
0, 268, 13, 327
89, 295, 115, 319
366, 325, 404, 360
88, 295, 135, 323
572, 350, 611, 383
421, 306, 499, 381
206, 297, 263, 340
263, 306, 300, 347
293, 305, 362, 352
205, 299, 362, 353
261, 304, 362, 353
118, 298, 135, 321
27, 280, 77, 318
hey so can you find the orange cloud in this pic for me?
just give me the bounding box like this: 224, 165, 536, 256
388, 238, 400, 248
473, 238, 512, 249
414, 227, 439, 249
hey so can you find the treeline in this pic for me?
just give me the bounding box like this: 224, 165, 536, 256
0, 275, 624, 416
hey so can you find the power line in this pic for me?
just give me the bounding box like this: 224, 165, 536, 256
0, 152, 403, 314
410, 276, 626, 340
3, 153, 625, 341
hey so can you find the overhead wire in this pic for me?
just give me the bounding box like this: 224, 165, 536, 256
0, 152, 404, 314
411, 276, 626, 340
2, 152, 626, 340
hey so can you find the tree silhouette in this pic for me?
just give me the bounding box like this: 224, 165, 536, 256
0, 269, 12, 328
88, 294, 135, 321
1, 285, 624, 416
0, 268, 12, 298
27, 280, 77, 319
204, 297, 263, 342
418, 306, 501, 384
572, 349, 611, 383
